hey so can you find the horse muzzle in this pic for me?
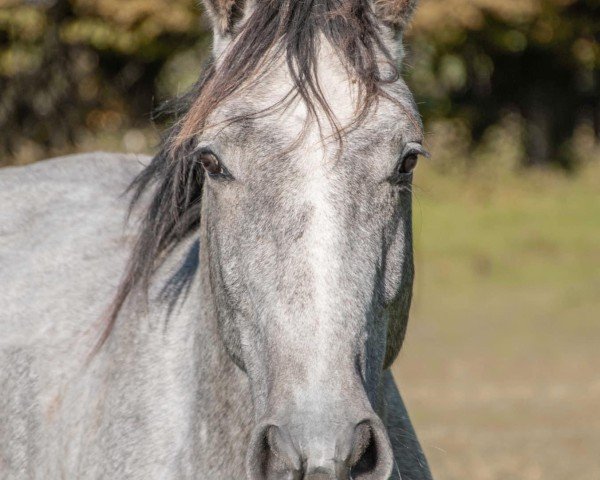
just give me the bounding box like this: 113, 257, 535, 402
246, 414, 393, 480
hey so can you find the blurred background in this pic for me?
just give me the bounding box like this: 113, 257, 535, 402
0, 0, 598, 478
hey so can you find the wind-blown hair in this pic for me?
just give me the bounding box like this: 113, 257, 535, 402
98, 0, 402, 349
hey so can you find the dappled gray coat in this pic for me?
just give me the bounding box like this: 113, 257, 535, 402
0, 0, 433, 479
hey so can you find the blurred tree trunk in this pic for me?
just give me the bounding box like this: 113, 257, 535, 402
594, 70, 600, 143
524, 89, 552, 167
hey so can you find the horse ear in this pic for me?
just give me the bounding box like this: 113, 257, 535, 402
202, 0, 248, 36
373, 0, 419, 30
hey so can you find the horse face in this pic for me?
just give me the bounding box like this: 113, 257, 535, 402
194, 1, 423, 478
198, 47, 423, 480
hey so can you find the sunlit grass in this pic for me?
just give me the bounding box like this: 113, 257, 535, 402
394, 157, 600, 480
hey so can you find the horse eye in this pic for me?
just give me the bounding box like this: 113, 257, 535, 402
199, 151, 223, 176
396, 143, 429, 177
400, 153, 419, 174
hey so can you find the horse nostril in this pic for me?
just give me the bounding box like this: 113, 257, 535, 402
349, 419, 394, 480
246, 418, 393, 480
267, 425, 301, 470
246, 423, 301, 480
349, 422, 372, 468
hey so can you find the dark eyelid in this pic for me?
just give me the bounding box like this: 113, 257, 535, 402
387, 142, 428, 185
197, 147, 235, 180
402, 142, 430, 159
197, 146, 214, 156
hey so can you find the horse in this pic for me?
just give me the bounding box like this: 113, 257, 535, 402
0, 1, 433, 479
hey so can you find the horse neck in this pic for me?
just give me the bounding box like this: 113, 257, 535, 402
178, 230, 251, 409
127, 230, 253, 439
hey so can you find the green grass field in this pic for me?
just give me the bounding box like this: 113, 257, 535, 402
393, 160, 600, 479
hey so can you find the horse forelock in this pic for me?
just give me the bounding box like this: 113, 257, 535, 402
174, 0, 399, 148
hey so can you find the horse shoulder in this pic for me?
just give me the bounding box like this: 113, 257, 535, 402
0, 152, 149, 346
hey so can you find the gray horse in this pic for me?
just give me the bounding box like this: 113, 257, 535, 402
0, 1, 433, 479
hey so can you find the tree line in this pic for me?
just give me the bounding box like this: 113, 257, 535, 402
0, 0, 597, 168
